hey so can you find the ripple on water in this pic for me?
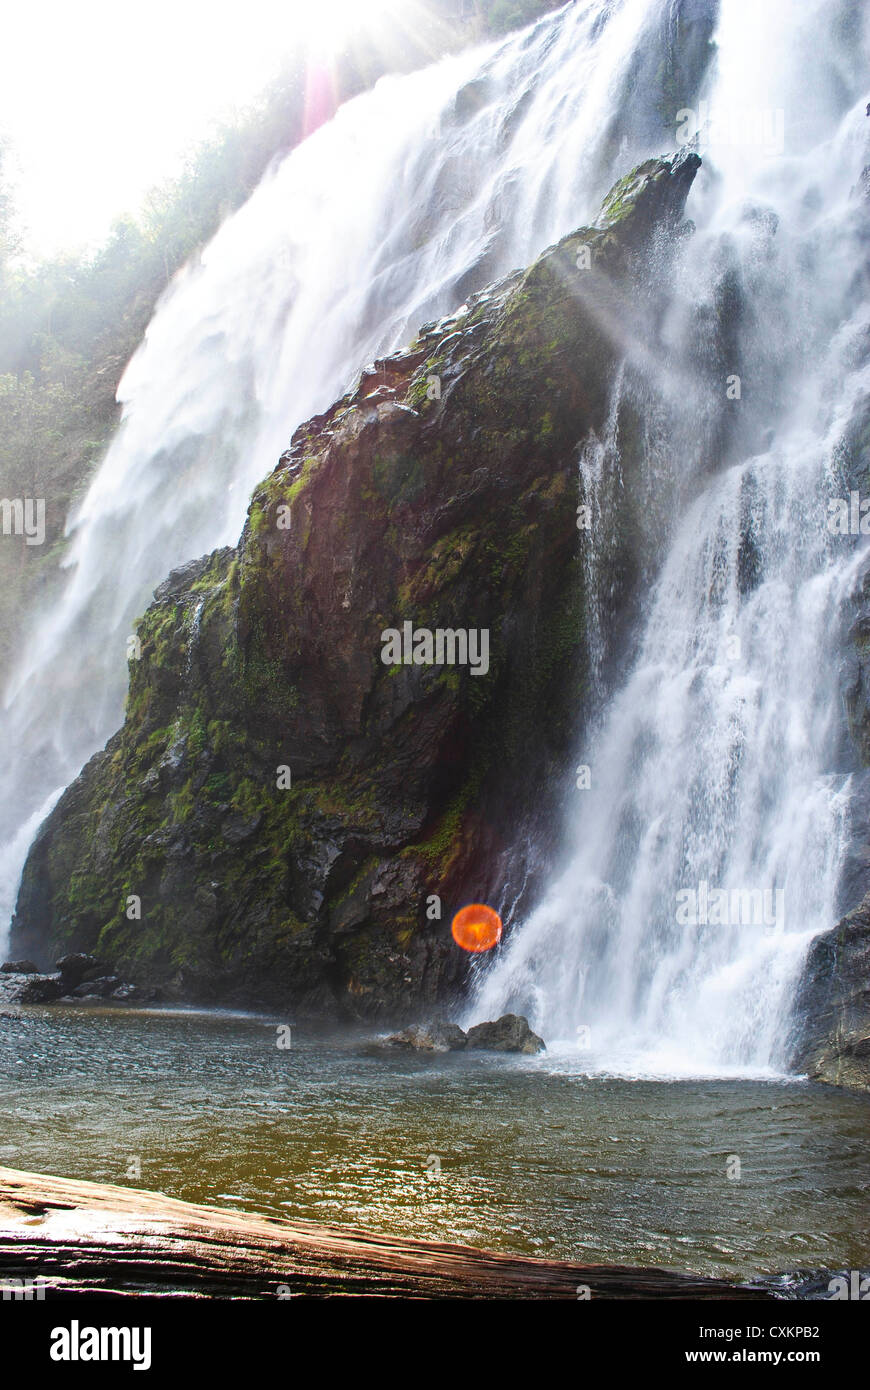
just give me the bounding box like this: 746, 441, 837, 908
1, 1006, 867, 1280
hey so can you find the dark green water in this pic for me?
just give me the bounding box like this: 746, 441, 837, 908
2, 1004, 868, 1281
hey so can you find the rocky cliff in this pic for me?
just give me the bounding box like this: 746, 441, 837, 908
787, 188, 870, 1092
790, 892, 870, 1092
9, 154, 701, 1017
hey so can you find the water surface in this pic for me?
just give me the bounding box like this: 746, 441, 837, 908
2, 1005, 867, 1281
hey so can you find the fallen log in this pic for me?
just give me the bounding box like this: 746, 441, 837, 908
0, 1166, 773, 1299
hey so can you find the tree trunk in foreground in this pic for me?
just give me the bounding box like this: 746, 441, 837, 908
0, 1166, 773, 1299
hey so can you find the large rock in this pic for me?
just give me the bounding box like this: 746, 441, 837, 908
56, 953, 102, 988
790, 894, 870, 1092
9, 155, 700, 1019
0, 961, 40, 975
14, 974, 63, 1004
384, 1021, 468, 1051
466, 1014, 546, 1054
68, 975, 123, 1000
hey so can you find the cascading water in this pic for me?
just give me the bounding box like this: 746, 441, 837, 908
474, 0, 870, 1075
0, 0, 867, 1090
0, 0, 702, 944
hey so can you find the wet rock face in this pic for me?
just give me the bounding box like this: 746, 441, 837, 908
11, 156, 700, 1020
790, 894, 870, 1092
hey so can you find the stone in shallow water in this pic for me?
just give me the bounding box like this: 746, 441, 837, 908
0, 960, 40, 975
383, 1014, 546, 1054
15, 974, 63, 1004
384, 1021, 468, 1052
465, 1014, 545, 1054
56, 953, 102, 987
68, 976, 122, 999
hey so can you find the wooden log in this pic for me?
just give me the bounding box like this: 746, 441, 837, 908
0, 1166, 773, 1299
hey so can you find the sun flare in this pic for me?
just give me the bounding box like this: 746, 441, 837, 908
452, 904, 504, 954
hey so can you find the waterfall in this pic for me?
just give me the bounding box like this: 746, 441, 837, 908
474, 0, 870, 1075
1, 1, 869, 1084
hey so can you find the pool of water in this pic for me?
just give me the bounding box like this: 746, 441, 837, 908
1, 1004, 868, 1281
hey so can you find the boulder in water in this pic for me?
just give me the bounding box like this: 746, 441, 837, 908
465, 1014, 545, 1054
0, 960, 40, 975
68, 976, 123, 999
56, 953, 102, 988
15, 974, 63, 1004
383, 1021, 468, 1052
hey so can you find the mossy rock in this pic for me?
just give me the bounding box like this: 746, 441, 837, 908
11, 156, 700, 1019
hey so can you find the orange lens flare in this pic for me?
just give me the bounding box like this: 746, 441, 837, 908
451, 903, 503, 954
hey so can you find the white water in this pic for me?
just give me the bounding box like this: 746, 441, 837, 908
2, 1, 870, 1081
473, 0, 870, 1074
